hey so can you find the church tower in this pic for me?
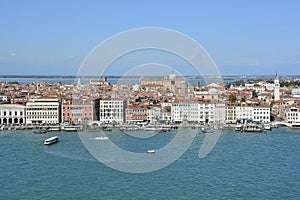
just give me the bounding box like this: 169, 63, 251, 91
274, 73, 280, 101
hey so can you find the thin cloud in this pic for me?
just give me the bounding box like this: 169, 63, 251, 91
10, 52, 17, 57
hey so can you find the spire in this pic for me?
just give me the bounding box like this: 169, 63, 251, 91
275, 72, 279, 80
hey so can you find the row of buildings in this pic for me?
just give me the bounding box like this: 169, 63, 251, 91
0, 97, 272, 126
1, 73, 300, 126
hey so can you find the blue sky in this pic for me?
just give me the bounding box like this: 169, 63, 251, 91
0, 0, 300, 75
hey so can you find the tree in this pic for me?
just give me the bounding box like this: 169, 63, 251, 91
228, 94, 237, 103
270, 101, 274, 111
241, 97, 246, 102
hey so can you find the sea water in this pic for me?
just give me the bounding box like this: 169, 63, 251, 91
0, 128, 300, 199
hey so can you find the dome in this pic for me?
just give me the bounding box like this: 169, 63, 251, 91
169, 73, 176, 80
208, 88, 218, 94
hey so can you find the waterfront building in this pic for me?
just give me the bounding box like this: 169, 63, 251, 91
235, 103, 253, 123
285, 107, 300, 125
0, 104, 25, 125
171, 102, 199, 123
214, 103, 226, 125
147, 106, 162, 123
274, 74, 280, 101
198, 103, 215, 125
26, 97, 60, 124
99, 99, 127, 124
161, 103, 172, 122
125, 103, 148, 123
225, 105, 236, 124
252, 105, 270, 123
62, 98, 100, 124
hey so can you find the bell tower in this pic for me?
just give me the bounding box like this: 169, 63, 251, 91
274, 73, 280, 101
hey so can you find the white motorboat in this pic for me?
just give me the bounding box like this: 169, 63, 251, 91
147, 149, 155, 154
44, 136, 59, 145
94, 136, 109, 140
263, 124, 272, 131
235, 124, 243, 131
200, 127, 215, 133
61, 124, 83, 131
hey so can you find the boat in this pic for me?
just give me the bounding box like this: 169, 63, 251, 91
147, 149, 155, 154
263, 124, 272, 131
86, 128, 100, 132
61, 124, 83, 131
101, 127, 112, 131
200, 127, 215, 133
235, 124, 243, 131
94, 136, 109, 140
33, 129, 47, 134
273, 124, 279, 128
290, 123, 300, 129
120, 125, 141, 131
17, 126, 27, 130
48, 125, 61, 131
241, 124, 264, 132
143, 126, 170, 132
44, 136, 59, 145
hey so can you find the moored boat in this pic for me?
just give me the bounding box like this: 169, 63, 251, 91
235, 124, 243, 131
242, 124, 264, 132
263, 124, 272, 131
120, 125, 141, 131
33, 129, 47, 134
143, 126, 170, 132
48, 125, 61, 131
61, 124, 83, 131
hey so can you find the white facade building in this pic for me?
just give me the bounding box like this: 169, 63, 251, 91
0, 104, 26, 125
214, 103, 226, 125
99, 100, 127, 124
26, 98, 60, 124
225, 106, 236, 124
252, 106, 270, 123
198, 103, 215, 124
0, 96, 9, 104
235, 104, 253, 123
225, 104, 270, 123
285, 107, 300, 124
171, 103, 198, 122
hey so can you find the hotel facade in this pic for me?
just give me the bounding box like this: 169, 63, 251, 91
26, 97, 60, 124
99, 99, 127, 124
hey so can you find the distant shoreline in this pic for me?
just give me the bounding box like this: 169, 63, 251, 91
0, 74, 299, 79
